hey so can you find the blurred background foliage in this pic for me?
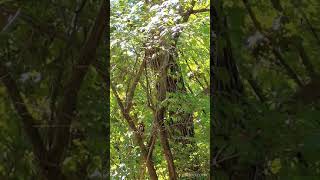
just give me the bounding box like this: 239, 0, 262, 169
0, 0, 107, 179
213, 0, 320, 179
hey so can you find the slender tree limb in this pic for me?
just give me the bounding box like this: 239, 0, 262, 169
242, 0, 303, 87
296, 44, 317, 80
242, 0, 262, 31
107, 49, 158, 178
184, 57, 206, 90
272, 48, 303, 87
296, 5, 320, 47
269, 0, 318, 81
246, 76, 267, 102
140, 82, 156, 111
125, 58, 147, 112
110, 82, 159, 180
0, 5, 67, 40
190, 8, 210, 14
1, 8, 20, 32
140, 123, 158, 180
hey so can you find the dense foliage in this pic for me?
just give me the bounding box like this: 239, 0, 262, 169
2, 0, 320, 179
0, 1, 107, 179
110, 0, 209, 179
213, 0, 320, 179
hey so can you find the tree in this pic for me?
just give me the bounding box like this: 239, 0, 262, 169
110, 0, 210, 179
212, 0, 320, 179
0, 1, 108, 179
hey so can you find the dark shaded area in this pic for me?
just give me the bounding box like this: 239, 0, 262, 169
211, 0, 320, 179
0, 1, 109, 179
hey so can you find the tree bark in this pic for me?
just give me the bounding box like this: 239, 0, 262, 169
49, 0, 107, 164
111, 83, 159, 180
154, 52, 178, 179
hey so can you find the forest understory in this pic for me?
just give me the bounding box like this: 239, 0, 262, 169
0, 0, 320, 179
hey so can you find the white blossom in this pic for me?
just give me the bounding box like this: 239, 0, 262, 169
246, 31, 265, 48
20, 72, 31, 82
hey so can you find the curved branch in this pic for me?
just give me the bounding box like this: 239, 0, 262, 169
0, 63, 47, 169
110, 81, 159, 180
242, 0, 303, 87
125, 58, 147, 112
93, 59, 159, 179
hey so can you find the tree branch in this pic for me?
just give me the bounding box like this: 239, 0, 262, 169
0, 62, 47, 170
296, 44, 317, 80
93, 58, 159, 179
0, 5, 67, 40
242, 0, 303, 87
246, 76, 267, 102
1, 8, 20, 32
50, 0, 107, 163
125, 58, 147, 112
190, 8, 210, 14
269, 0, 318, 81
110, 81, 159, 180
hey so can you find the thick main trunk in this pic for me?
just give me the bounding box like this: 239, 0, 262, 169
44, 166, 66, 180
50, 0, 107, 165
155, 109, 178, 179
154, 52, 178, 179
212, 2, 249, 179
149, 46, 194, 142
166, 56, 195, 141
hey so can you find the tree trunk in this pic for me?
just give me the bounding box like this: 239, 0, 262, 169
166, 54, 195, 142
154, 52, 178, 179
212, 2, 253, 179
